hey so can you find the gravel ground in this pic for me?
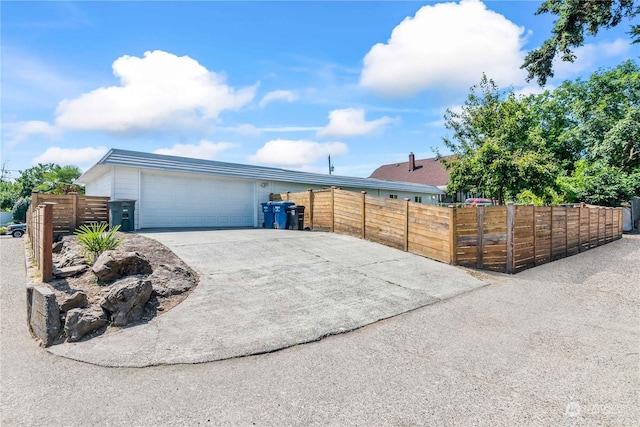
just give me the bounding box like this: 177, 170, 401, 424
1, 234, 638, 426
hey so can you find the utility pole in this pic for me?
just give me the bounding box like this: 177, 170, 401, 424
328, 155, 334, 175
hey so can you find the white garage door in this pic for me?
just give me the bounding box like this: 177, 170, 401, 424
140, 171, 255, 228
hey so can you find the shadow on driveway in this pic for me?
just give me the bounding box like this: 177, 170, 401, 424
49, 229, 486, 367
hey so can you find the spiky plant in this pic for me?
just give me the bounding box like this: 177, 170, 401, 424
75, 223, 122, 264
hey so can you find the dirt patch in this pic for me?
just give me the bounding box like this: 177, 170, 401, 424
44, 232, 198, 342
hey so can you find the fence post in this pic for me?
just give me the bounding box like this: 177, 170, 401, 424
587, 207, 591, 248
403, 199, 410, 252
41, 203, 54, 282
577, 205, 582, 252
286, 191, 290, 201
564, 205, 568, 258
597, 207, 601, 246
361, 191, 366, 240
448, 205, 457, 265
330, 187, 335, 232
550, 206, 554, 260
476, 205, 484, 270
506, 202, 515, 274
532, 204, 537, 266
71, 193, 78, 232
307, 189, 314, 230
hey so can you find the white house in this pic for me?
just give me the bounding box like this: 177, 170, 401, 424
77, 149, 444, 230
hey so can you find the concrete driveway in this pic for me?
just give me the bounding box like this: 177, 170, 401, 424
49, 229, 486, 367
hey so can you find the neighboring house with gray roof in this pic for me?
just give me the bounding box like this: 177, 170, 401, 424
77, 149, 444, 230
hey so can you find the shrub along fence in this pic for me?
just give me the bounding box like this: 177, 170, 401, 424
272, 188, 623, 274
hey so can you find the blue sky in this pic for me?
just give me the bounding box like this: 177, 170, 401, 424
2, 1, 638, 179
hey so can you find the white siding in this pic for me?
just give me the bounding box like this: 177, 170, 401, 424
139, 170, 255, 228
114, 167, 141, 229
84, 168, 113, 198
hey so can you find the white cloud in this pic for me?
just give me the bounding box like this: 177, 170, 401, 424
5, 121, 61, 146
54, 50, 256, 134
249, 139, 348, 167
32, 146, 108, 170
153, 140, 238, 160
552, 38, 631, 79
259, 126, 322, 132
317, 108, 395, 138
360, 0, 528, 97
259, 90, 298, 108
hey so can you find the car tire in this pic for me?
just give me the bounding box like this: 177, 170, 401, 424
12, 230, 24, 238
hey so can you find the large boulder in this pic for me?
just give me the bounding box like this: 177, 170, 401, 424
100, 277, 153, 326
65, 306, 108, 342
53, 265, 88, 279
59, 291, 89, 312
92, 251, 152, 282
150, 264, 197, 297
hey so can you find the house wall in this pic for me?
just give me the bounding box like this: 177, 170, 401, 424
84, 165, 440, 229
84, 168, 113, 198
113, 167, 141, 229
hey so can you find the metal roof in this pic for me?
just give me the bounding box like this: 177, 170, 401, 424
78, 149, 444, 194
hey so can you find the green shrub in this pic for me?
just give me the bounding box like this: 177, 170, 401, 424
0, 226, 6, 235
75, 223, 122, 264
12, 197, 31, 222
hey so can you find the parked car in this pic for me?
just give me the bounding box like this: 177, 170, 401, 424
7, 223, 26, 238
464, 198, 497, 207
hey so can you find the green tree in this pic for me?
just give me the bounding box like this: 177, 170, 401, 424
15, 163, 57, 198
0, 161, 20, 210
442, 75, 558, 204
37, 165, 84, 194
15, 163, 84, 197
12, 197, 30, 222
522, 0, 640, 85
559, 160, 639, 206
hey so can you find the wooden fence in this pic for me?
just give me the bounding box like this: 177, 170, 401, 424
26, 203, 53, 282
273, 188, 623, 274
30, 192, 110, 235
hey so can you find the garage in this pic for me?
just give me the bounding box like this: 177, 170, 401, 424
78, 148, 443, 230
139, 170, 255, 228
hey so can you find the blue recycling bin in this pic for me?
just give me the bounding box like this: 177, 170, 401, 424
272, 202, 295, 229
261, 202, 275, 229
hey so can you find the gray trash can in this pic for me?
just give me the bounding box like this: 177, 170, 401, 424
108, 200, 136, 232
288, 206, 305, 230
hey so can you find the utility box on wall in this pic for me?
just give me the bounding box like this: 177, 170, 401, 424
108, 200, 136, 232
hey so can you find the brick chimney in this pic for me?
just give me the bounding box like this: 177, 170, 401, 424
409, 152, 416, 171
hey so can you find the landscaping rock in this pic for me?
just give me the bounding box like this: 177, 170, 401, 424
53, 265, 89, 279
64, 306, 107, 342
52, 241, 64, 253
59, 291, 89, 312
92, 251, 152, 282
150, 264, 197, 297
56, 251, 87, 268
26, 285, 61, 347
100, 277, 153, 326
